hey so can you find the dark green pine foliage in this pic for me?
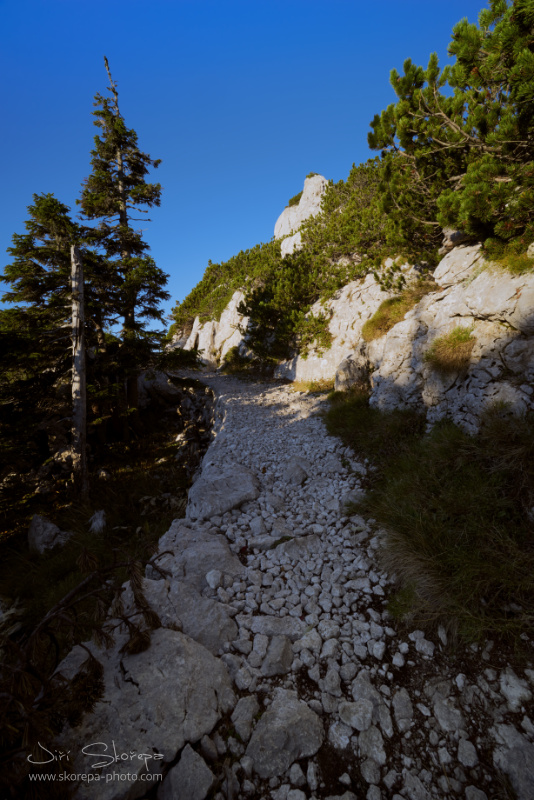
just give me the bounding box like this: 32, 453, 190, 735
2, 193, 116, 375
369, 0, 534, 255
1, 195, 81, 469
79, 57, 169, 338
2, 194, 79, 384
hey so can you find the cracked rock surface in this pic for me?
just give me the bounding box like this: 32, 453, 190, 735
57, 373, 534, 800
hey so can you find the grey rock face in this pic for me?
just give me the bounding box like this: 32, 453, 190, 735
158, 745, 215, 800
182, 290, 249, 366
335, 352, 369, 392
137, 370, 181, 409
56, 629, 235, 800
438, 227, 471, 255
28, 514, 71, 554
246, 689, 324, 779
274, 175, 328, 249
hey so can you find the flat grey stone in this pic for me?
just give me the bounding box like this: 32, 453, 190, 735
499, 667, 532, 712
249, 615, 304, 642
339, 700, 373, 732
149, 522, 244, 591
361, 757, 380, 784
158, 744, 214, 800
328, 721, 352, 749
392, 688, 413, 733
433, 693, 464, 732
493, 725, 534, 800
124, 578, 237, 655
402, 770, 432, 800
187, 462, 260, 520
246, 689, 323, 779
358, 725, 386, 766
458, 738, 478, 767
261, 635, 293, 676
231, 695, 260, 743
465, 788, 488, 800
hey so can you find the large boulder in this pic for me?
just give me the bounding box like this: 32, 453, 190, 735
55, 628, 235, 800
147, 522, 244, 592
246, 688, 324, 779
186, 461, 260, 521
28, 515, 72, 554
122, 577, 237, 655
158, 745, 215, 800
438, 227, 471, 255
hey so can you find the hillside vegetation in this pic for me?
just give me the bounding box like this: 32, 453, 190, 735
171, 0, 534, 364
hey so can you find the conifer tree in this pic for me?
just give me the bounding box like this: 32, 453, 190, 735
368, 0, 534, 254
2, 194, 80, 384
79, 57, 169, 340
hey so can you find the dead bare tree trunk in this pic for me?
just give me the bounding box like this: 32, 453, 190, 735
71, 245, 88, 498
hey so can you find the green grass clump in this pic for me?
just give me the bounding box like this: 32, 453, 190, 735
424, 325, 475, 372
220, 346, 252, 374
325, 391, 534, 647
290, 379, 335, 394
494, 252, 534, 275
287, 191, 303, 208
362, 279, 437, 342
483, 238, 534, 275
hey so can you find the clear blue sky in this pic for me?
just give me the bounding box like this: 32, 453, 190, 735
1, 0, 487, 326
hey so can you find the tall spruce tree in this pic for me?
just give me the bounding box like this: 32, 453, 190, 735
2, 194, 80, 384
1, 195, 85, 472
79, 57, 169, 342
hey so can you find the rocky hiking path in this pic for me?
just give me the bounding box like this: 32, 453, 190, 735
57, 373, 534, 800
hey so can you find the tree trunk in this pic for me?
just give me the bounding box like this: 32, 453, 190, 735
71, 245, 88, 498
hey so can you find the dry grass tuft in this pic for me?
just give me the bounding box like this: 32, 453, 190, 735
325, 390, 534, 648
290, 379, 335, 394
362, 279, 436, 342
424, 325, 475, 372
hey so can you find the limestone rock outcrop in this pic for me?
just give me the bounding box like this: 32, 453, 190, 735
274, 174, 328, 257
175, 181, 533, 432
276, 245, 534, 432
181, 289, 248, 366
274, 270, 397, 383
55, 628, 235, 800
364, 246, 534, 432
